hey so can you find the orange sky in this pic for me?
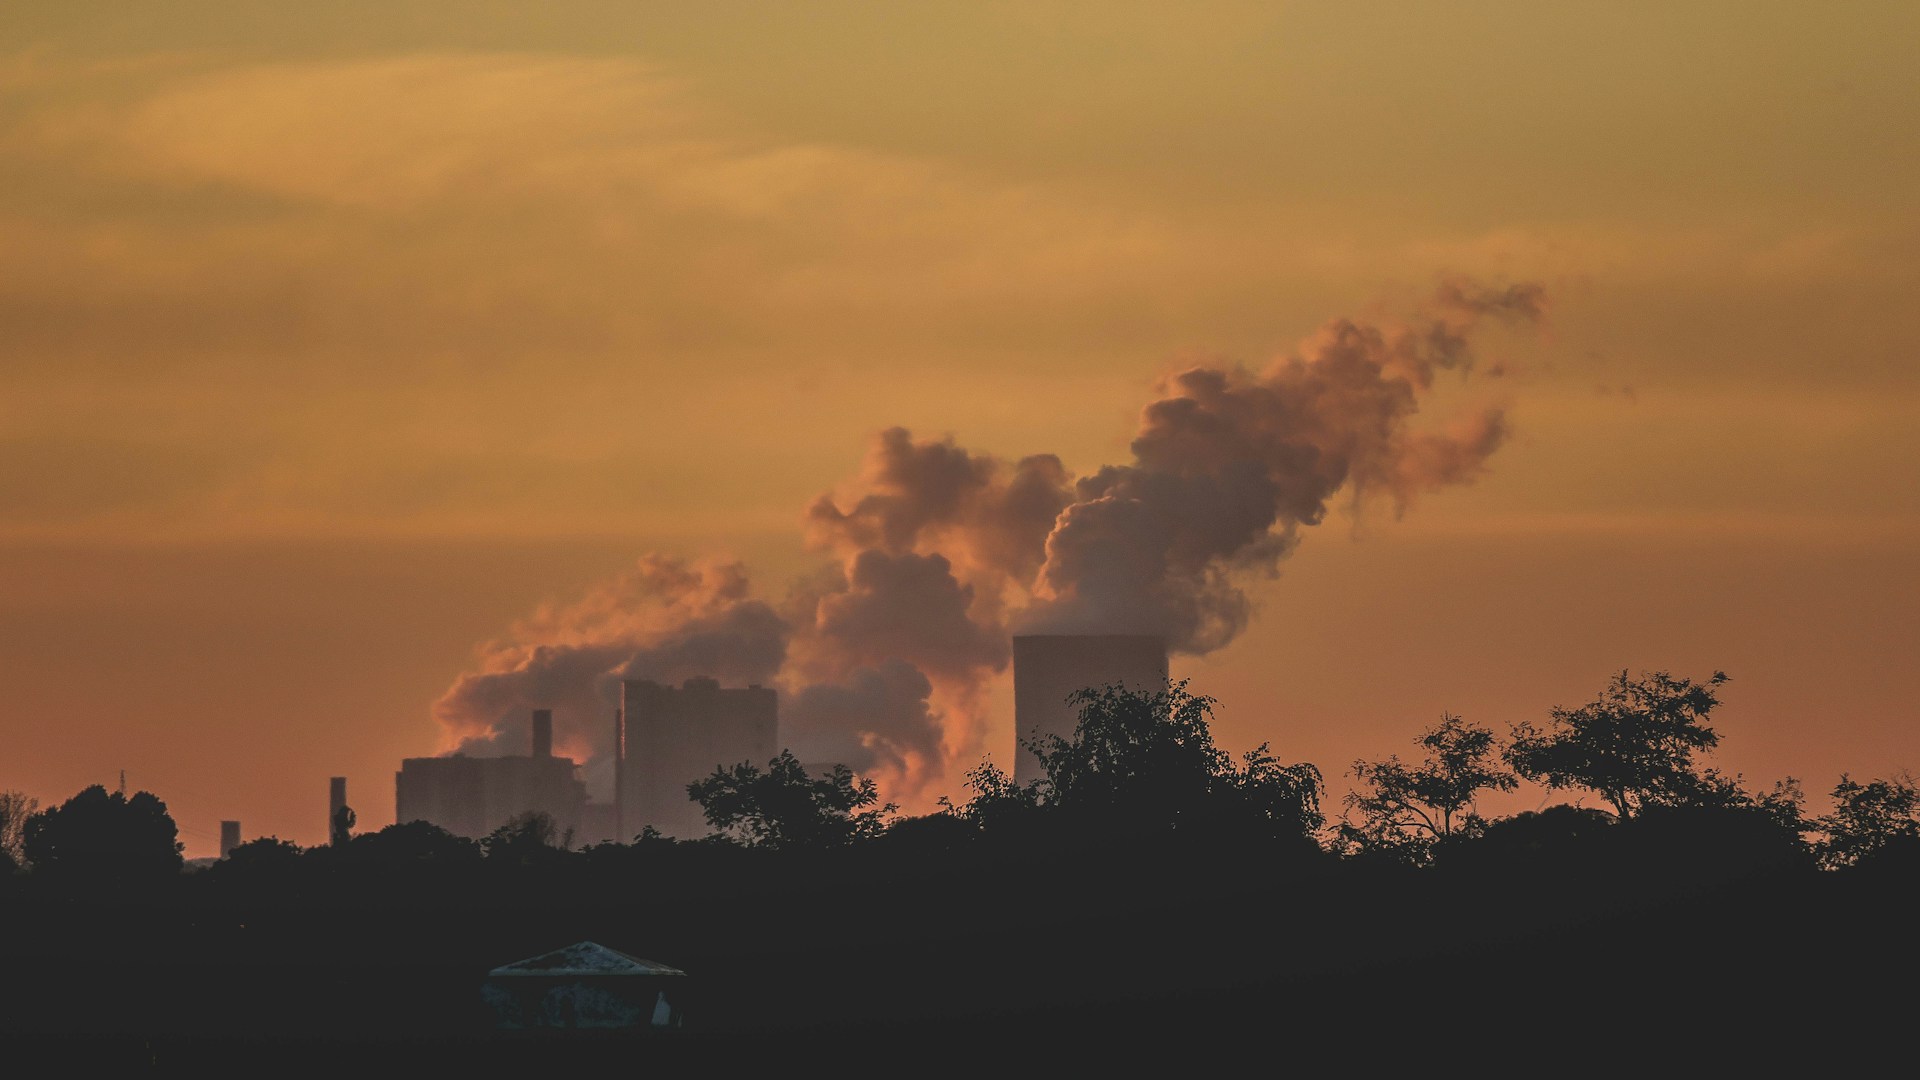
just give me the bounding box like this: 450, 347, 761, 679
3, 4, 1916, 855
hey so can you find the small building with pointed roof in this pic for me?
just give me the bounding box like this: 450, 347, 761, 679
481, 941, 686, 1030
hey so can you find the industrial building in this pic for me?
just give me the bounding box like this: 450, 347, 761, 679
1011, 634, 1170, 785
395, 709, 588, 841
618, 677, 778, 840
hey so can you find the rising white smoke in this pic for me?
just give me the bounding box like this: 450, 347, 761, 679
431, 280, 1543, 810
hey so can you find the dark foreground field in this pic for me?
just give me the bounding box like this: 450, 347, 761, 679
3, 826, 1914, 1073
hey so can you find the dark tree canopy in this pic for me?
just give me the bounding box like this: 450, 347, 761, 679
211, 836, 304, 880
689, 751, 894, 849
351, 820, 482, 866
1338, 713, 1518, 863
940, 758, 1044, 834
1505, 670, 1731, 820
482, 810, 569, 861
22, 785, 184, 881
1815, 772, 1920, 870
1025, 681, 1323, 843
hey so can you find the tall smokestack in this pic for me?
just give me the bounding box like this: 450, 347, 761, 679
613, 707, 626, 842
1012, 634, 1169, 785
531, 708, 553, 759
219, 821, 241, 859
328, 776, 347, 839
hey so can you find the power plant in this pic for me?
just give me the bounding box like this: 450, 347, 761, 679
1011, 634, 1170, 785
386, 681, 779, 846
394, 709, 589, 842
320, 635, 1167, 850
617, 678, 778, 840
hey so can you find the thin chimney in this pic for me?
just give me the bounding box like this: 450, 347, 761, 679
613, 707, 626, 841
328, 776, 347, 839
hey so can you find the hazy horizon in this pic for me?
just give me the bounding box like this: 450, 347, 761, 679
3, 3, 1916, 856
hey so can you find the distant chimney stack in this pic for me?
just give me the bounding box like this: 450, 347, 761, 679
613, 707, 626, 841
532, 709, 553, 758
329, 776, 347, 838
219, 821, 241, 859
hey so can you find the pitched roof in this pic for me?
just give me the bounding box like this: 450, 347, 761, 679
488, 941, 686, 978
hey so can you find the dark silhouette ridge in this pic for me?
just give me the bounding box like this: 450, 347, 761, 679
2, 671, 1916, 1068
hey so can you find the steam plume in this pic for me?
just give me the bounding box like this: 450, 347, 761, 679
430, 281, 1541, 809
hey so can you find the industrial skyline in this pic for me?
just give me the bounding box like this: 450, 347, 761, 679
205, 635, 1175, 853
4, 5, 1914, 858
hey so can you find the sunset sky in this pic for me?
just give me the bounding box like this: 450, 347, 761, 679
4, 4, 1916, 857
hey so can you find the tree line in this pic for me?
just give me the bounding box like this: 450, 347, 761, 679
3, 668, 1916, 885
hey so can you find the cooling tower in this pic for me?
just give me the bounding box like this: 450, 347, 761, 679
1012, 634, 1169, 785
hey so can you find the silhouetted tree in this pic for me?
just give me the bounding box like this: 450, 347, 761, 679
1505, 669, 1730, 820
879, 811, 981, 854
211, 836, 304, 880
1679, 770, 1809, 836
938, 759, 1044, 833
1814, 772, 1920, 870
1028, 681, 1323, 842
689, 751, 894, 849
1337, 714, 1518, 863
352, 819, 483, 866
22, 784, 184, 881
482, 810, 569, 861
0, 790, 37, 870
1448, 803, 1618, 868
330, 802, 357, 847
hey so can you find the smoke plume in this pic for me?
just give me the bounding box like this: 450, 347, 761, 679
431, 280, 1542, 809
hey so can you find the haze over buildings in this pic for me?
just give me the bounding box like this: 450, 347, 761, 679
618, 677, 778, 840
395, 709, 589, 842
388, 638, 1169, 845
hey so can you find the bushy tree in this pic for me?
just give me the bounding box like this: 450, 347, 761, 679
689, 751, 895, 849
351, 820, 482, 866
212, 836, 304, 879
482, 810, 570, 861
1815, 773, 1920, 869
1505, 670, 1731, 820
1027, 681, 1323, 842
23, 785, 184, 881
938, 759, 1044, 833
1337, 714, 1518, 863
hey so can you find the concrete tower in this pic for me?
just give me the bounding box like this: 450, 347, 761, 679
1011, 634, 1169, 785
620, 677, 777, 839
219, 820, 241, 859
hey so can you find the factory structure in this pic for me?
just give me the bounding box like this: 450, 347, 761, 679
395, 710, 591, 842
376, 635, 1167, 847
616, 677, 778, 841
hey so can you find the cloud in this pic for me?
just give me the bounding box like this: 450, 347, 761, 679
425, 281, 1539, 815
430, 556, 788, 773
